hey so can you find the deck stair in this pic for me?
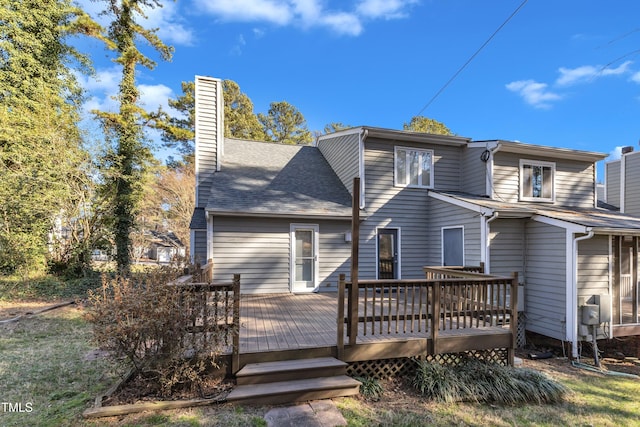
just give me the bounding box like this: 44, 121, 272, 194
227, 357, 361, 405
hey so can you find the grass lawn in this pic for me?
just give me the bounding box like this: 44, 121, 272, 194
1, 298, 639, 426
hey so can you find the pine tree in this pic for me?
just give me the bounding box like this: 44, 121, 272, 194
94, 0, 173, 274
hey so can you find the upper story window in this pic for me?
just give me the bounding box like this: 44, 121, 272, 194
520, 159, 555, 202
395, 147, 434, 188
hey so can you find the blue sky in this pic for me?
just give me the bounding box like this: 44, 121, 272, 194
79, 0, 640, 179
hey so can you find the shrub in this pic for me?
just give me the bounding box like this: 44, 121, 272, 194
356, 376, 384, 401
86, 268, 231, 396
412, 360, 471, 403
412, 359, 567, 404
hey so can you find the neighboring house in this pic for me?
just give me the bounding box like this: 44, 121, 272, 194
133, 230, 186, 264
190, 75, 640, 357
604, 146, 640, 215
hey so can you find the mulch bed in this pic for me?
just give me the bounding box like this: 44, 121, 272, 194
102, 367, 234, 407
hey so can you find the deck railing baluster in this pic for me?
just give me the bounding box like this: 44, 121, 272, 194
363, 285, 368, 336
395, 285, 400, 333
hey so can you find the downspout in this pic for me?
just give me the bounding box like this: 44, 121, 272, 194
358, 128, 368, 209
620, 153, 626, 212
484, 211, 499, 273
571, 229, 595, 358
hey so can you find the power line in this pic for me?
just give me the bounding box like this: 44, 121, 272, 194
415, 0, 529, 117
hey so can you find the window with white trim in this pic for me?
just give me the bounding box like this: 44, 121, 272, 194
520, 159, 555, 202
395, 147, 434, 188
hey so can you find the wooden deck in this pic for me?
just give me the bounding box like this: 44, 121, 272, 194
235, 292, 512, 366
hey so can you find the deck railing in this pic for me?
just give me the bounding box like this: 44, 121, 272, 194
191, 259, 214, 283
337, 269, 518, 362
171, 273, 241, 373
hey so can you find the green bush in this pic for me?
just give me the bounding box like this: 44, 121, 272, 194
412, 359, 567, 404
356, 376, 384, 401
86, 268, 231, 397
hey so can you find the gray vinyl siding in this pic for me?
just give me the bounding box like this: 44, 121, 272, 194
556, 161, 595, 208
493, 152, 596, 207
195, 76, 222, 207
577, 235, 610, 298
211, 216, 351, 294
623, 152, 640, 215
524, 221, 567, 341
426, 198, 482, 267
489, 218, 525, 281
192, 230, 208, 264
358, 139, 463, 279
461, 146, 488, 196
317, 132, 361, 195
492, 153, 519, 202
605, 160, 620, 207
318, 223, 352, 290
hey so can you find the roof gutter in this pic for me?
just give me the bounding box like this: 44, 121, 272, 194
569, 229, 595, 358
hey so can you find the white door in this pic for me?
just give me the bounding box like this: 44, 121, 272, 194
291, 224, 319, 293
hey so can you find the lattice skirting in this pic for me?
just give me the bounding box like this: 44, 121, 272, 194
517, 312, 527, 348
347, 348, 509, 379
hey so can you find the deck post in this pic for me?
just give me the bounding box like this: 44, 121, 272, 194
232, 274, 241, 374
508, 272, 518, 366
348, 177, 360, 346
430, 281, 441, 355
337, 274, 346, 360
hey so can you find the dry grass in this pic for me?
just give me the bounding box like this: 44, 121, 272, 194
0, 305, 119, 427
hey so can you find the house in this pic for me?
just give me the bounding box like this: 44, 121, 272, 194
134, 230, 186, 264
604, 146, 640, 215
604, 146, 640, 334
190, 75, 640, 358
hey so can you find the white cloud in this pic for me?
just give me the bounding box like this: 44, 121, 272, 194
195, 0, 293, 25
193, 0, 416, 36
607, 146, 624, 162
230, 34, 247, 55
506, 80, 562, 109
143, 2, 195, 46
138, 84, 175, 112
356, 0, 419, 19
556, 61, 632, 86
319, 12, 363, 36
631, 71, 640, 84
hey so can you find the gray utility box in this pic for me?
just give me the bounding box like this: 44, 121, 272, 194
593, 294, 611, 323
581, 304, 600, 325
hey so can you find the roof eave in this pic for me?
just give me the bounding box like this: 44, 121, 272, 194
206, 209, 361, 221
476, 139, 607, 162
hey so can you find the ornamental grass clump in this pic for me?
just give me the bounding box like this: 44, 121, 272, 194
412, 358, 567, 404
86, 268, 231, 397
356, 376, 384, 401
412, 359, 472, 403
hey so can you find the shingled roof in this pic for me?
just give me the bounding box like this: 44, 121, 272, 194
203, 138, 353, 218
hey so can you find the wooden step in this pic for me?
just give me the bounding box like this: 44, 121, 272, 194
236, 357, 347, 385
226, 375, 361, 405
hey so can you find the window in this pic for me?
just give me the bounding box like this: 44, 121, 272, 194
395, 147, 433, 188
520, 160, 555, 202
442, 226, 464, 266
